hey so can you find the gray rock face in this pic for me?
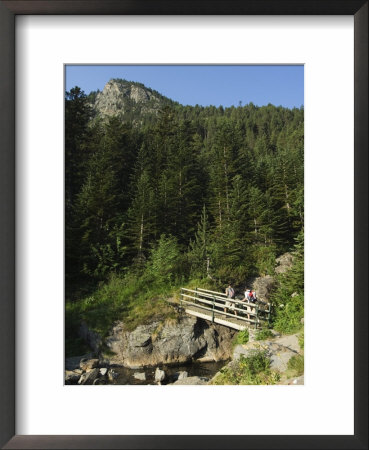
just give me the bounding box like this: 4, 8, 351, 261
275, 252, 294, 274
78, 368, 100, 385
80, 358, 99, 371
272, 334, 300, 353
79, 322, 102, 353
233, 333, 301, 373
134, 372, 146, 381
65, 371, 81, 385
102, 316, 235, 369
251, 275, 275, 303
172, 376, 209, 385
94, 79, 162, 119
154, 368, 166, 383
177, 371, 188, 380
210, 332, 304, 385
65, 353, 94, 371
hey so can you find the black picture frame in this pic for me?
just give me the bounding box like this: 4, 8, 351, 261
0, 1, 367, 449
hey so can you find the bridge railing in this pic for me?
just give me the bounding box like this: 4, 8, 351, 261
180, 287, 271, 329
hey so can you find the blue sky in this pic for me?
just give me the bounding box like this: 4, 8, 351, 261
65, 65, 304, 109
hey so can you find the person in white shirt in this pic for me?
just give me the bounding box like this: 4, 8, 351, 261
225, 284, 237, 316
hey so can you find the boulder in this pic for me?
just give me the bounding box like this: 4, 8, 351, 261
275, 252, 294, 274
284, 375, 304, 385
177, 371, 188, 380
80, 358, 99, 371
155, 368, 166, 383
173, 376, 209, 385
251, 276, 275, 303
99, 368, 108, 377
134, 372, 146, 381
103, 316, 234, 368
78, 368, 100, 385
65, 370, 81, 385
65, 353, 94, 371
233, 334, 300, 373
93, 378, 106, 385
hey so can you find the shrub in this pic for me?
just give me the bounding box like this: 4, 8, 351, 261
273, 294, 304, 334
212, 350, 280, 385
255, 329, 274, 341
298, 331, 304, 350
287, 354, 304, 376
232, 329, 249, 346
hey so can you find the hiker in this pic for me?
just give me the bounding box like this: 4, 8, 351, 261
244, 288, 256, 320
244, 288, 251, 301
249, 289, 257, 303
251, 290, 257, 303
225, 283, 237, 316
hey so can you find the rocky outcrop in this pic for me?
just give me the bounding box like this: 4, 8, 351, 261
79, 322, 102, 353
80, 358, 99, 371
154, 368, 166, 383
250, 275, 275, 303
65, 356, 110, 385
78, 368, 100, 385
176, 371, 188, 380
233, 334, 300, 373
101, 315, 235, 369
94, 79, 164, 119
210, 333, 303, 384
275, 252, 294, 274
65, 370, 81, 385
65, 353, 95, 371
134, 372, 146, 381
172, 376, 209, 385
242, 252, 295, 305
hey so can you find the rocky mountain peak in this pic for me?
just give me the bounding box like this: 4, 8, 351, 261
93, 78, 165, 119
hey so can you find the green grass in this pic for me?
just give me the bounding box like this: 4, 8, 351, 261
66, 273, 220, 356
211, 350, 280, 385
66, 273, 178, 339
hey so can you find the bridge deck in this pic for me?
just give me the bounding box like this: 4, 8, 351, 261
184, 305, 251, 331
180, 287, 271, 331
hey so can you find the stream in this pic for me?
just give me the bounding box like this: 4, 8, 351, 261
109, 359, 228, 385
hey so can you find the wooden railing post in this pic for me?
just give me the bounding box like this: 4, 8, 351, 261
267, 303, 271, 328
255, 303, 259, 329
212, 296, 215, 322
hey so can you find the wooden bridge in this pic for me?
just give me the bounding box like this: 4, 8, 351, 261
180, 287, 271, 331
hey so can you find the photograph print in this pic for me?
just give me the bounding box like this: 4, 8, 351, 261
65, 65, 304, 386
